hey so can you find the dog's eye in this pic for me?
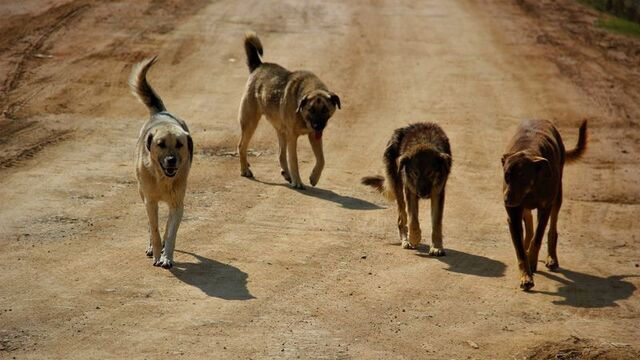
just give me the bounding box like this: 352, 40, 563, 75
176, 141, 183, 149
158, 141, 166, 149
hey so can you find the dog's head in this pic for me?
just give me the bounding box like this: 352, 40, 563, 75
501, 151, 550, 207
398, 146, 451, 199
296, 90, 341, 139
146, 127, 193, 178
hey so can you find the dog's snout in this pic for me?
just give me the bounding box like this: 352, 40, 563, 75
419, 183, 431, 197
165, 156, 177, 167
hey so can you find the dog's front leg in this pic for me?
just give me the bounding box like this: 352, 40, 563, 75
523, 209, 534, 252
429, 189, 446, 256
527, 206, 551, 273
278, 131, 291, 183
308, 133, 324, 187
145, 199, 162, 266
406, 189, 421, 249
395, 182, 409, 247
286, 136, 304, 189
507, 206, 533, 290
159, 204, 183, 269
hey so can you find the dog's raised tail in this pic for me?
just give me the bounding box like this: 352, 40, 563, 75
129, 56, 166, 116
361, 175, 396, 201
565, 120, 587, 163
244, 31, 263, 73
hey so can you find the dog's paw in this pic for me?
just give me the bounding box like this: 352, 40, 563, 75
154, 256, 173, 269
408, 232, 421, 249
428, 247, 445, 256
309, 171, 321, 187
545, 257, 559, 271
241, 168, 254, 178
401, 240, 416, 249
519, 274, 534, 291
145, 245, 153, 257
291, 181, 305, 190
281, 169, 292, 183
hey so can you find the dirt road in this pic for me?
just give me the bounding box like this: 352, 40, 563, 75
1, 0, 639, 358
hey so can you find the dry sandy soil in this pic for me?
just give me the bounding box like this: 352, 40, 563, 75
1, 0, 639, 358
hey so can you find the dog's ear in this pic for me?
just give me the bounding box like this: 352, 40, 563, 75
296, 95, 309, 113
532, 156, 551, 178
501, 153, 509, 166
397, 155, 410, 174
187, 134, 194, 162
146, 133, 153, 152
439, 153, 452, 173
329, 92, 341, 109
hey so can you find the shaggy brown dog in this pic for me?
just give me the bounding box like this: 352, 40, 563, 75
502, 119, 587, 290
237, 32, 341, 189
362, 123, 452, 255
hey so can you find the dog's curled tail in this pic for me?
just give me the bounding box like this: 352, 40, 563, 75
361, 175, 396, 201
565, 120, 588, 163
244, 31, 263, 73
129, 56, 166, 115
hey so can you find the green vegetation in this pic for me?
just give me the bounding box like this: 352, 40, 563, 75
597, 16, 640, 37
577, 0, 640, 37
578, 0, 640, 22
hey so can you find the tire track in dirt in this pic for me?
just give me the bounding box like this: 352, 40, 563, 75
1, 2, 89, 119
0, 0, 211, 173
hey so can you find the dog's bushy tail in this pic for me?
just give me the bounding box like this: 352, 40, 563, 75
361, 174, 396, 201
129, 56, 166, 115
244, 31, 263, 73
565, 120, 588, 163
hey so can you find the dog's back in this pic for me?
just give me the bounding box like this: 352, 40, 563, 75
242, 32, 332, 116
396, 123, 451, 158
506, 119, 587, 173
362, 122, 451, 200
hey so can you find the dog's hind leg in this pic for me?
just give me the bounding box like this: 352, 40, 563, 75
238, 95, 260, 178
158, 204, 183, 269
546, 188, 562, 270
139, 189, 154, 257
523, 209, 533, 252
527, 206, 551, 273
507, 206, 533, 290
145, 222, 154, 257
308, 133, 324, 187
277, 131, 291, 183
429, 190, 446, 256
145, 199, 162, 265
405, 189, 421, 249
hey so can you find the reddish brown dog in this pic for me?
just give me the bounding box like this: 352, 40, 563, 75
502, 119, 587, 290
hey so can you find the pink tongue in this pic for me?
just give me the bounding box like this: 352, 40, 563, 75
315, 130, 323, 140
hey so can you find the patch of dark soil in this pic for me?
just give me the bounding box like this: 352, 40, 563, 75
521, 336, 640, 360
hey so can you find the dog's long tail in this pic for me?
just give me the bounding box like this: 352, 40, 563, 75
361, 174, 396, 201
129, 56, 166, 116
244, 31, 263, 73
565, 120, 588, 163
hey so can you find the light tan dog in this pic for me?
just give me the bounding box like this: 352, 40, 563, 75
237, 32, 341, 189
130, 57, 193, 269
